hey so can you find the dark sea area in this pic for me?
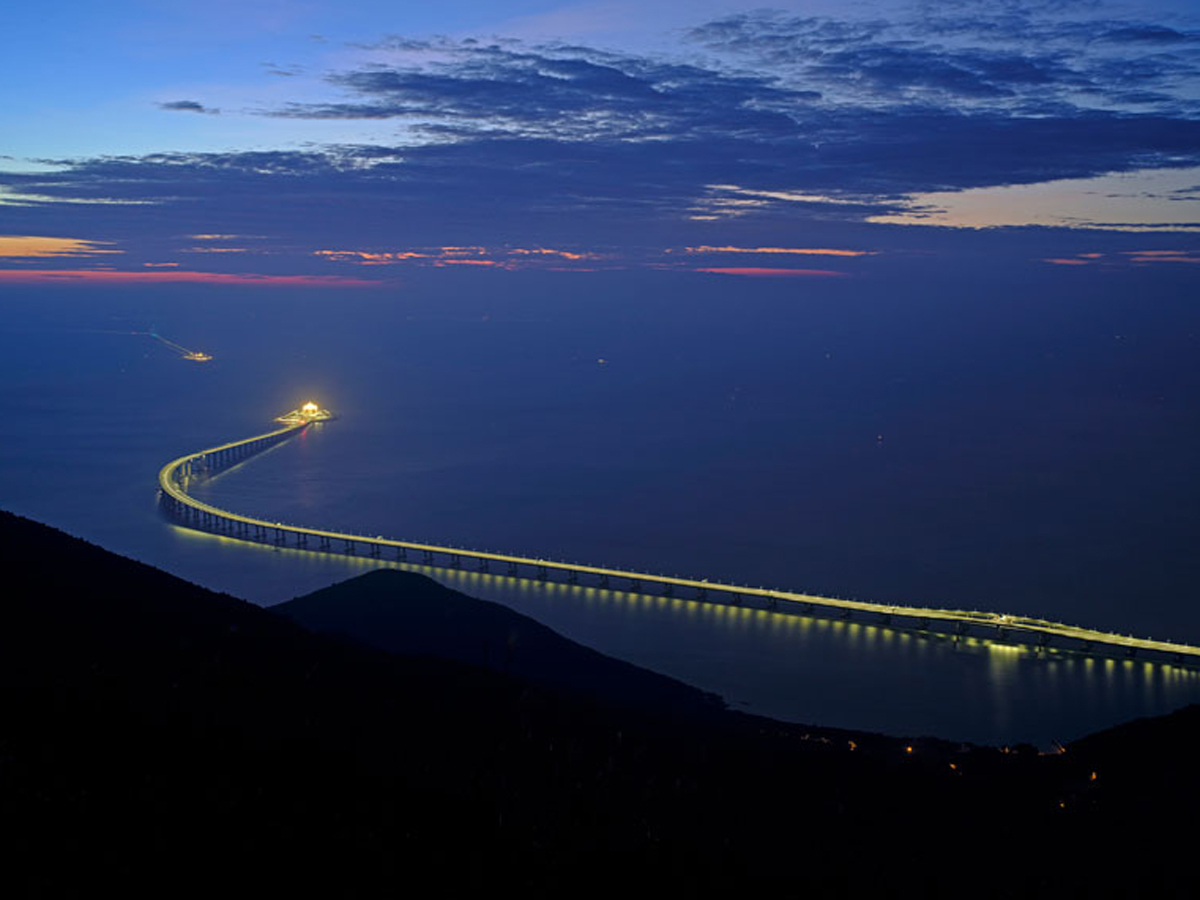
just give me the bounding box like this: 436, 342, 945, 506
3, 264, 1198, 745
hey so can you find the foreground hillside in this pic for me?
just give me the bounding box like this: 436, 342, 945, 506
1, 510, 1196, 897
276, 569, 729, 716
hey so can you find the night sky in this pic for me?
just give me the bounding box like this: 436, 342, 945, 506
2, 0, 1198, 283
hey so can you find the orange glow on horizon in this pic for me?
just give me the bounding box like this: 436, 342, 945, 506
0, 269, 384, 287
0, 235, 120, 258
1044, 250, 1200, 267
685, 245, 873, 257
696, 267, 846, 278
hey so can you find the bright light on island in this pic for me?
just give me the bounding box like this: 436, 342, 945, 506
276, 401, 334, 425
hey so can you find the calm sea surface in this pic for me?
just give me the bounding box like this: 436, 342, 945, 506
3, 269, 1198, 745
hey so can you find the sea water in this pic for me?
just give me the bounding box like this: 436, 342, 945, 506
2, 267, 1198, 745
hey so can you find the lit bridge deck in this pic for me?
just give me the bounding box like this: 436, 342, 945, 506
159, 417, 1200, 666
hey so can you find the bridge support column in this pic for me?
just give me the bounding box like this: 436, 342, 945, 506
695, 587, 706, 600
396, 547, 407, 561
423, 550, 434, 564
506, 562, 518, 576
567, 571, 578, 585
629, 578, 640, 592
477, 559, 488, 572
320, 536, 330, 551
450, 554, 461, 569
537, 565, 547, 582
298, 533, 307, 548
661, 584, 673, 597
598, 574, 610, 589
370, 543, 380, 558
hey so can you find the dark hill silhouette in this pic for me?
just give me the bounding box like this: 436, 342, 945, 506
2, 508, 1197, 897
276, 569, 725, 716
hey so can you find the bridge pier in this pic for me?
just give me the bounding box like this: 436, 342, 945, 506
476, 558, 487, 572
661, 583, 673, 597
567, 571, 578, 584
319, 536, 330, 551
423, 550, 434, 564
343, 539, 354, 555
537, 565, 547, 582
696, 587, 707, 600
396, 547, 407, 561
598, 574, 609, 589
450, 554, 461, 568
369, 543, 380, 558
628, 578, 640, 592
507, 562, 518, 576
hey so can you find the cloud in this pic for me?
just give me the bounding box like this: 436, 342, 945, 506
158, 100, 220, 115
1042, 249, 1200, 266
1, 7, 1199, 279
0, 235, 119, 258
686, 9, 1200, 116
0, 269, 382, 286
695, 267, 846, 278
267, 41, 810, 143
314, 246, 601, 267
684, 246, 873, 257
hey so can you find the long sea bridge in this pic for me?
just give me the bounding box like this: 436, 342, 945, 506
158, 407, 1200, 667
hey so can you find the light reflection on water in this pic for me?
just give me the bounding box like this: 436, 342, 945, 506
169, 524, 1200, 747
5, 284, 1200, 749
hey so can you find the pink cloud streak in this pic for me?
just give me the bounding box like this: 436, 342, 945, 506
0, 269, 384, 287
695, 267, 846, 278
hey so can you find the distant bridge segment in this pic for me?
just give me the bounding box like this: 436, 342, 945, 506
158, 411, 1200, 666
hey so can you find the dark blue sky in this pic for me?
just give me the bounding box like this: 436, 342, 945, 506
1, 0, 1198, 284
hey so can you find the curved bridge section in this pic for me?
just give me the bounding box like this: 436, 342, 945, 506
159, 416, 1200, 666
